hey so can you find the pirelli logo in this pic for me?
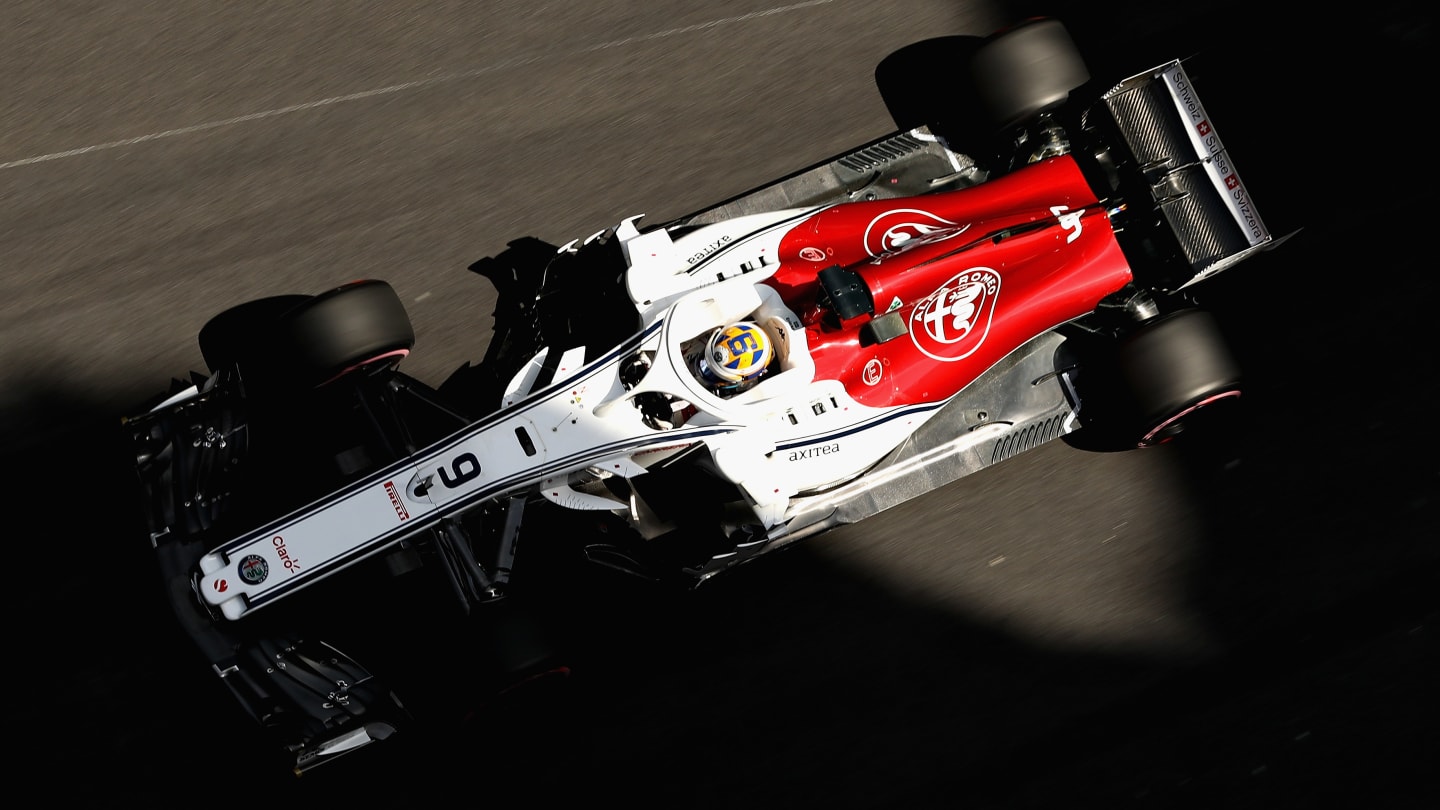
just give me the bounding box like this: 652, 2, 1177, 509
384, 480, 410, 520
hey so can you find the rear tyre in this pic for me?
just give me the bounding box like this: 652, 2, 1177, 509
874, 35, 985, 138
1117, 308, 1242, 448
970, 18, 1090, 131
875, 18, 1090, 166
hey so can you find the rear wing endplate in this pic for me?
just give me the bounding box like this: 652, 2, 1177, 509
1099, 59, 1273, 288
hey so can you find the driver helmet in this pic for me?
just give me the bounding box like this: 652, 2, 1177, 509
697, 321, 774, 392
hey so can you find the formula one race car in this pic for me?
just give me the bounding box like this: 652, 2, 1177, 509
123, 18, 1285, 775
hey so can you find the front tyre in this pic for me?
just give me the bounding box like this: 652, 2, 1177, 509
198, 294, 310, 374
279, 279, 415, 387
197, 280, 416, 395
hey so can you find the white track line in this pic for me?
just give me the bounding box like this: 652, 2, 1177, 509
1, 0, 835, 171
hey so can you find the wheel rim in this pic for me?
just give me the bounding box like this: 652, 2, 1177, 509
1139, 389, 1241, 447
316, 348, 412, 387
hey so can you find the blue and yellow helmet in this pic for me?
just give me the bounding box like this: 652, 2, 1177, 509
704, 321, 774, 384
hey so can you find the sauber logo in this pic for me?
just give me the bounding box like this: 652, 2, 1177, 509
385, 480, 410, 520
799, 246, 827, 262
863, 209, 970, 257
909, 268, 1001, 361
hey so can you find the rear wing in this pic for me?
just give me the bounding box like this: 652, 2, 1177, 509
1095, 59, 1274, 288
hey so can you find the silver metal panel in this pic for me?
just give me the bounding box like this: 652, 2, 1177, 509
771, 330, 1075, 548
680, 127, 981, 225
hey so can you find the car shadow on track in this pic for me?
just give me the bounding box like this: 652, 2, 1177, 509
4, 337, 1433, 808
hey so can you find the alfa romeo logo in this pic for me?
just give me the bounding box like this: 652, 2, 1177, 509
909, 268, 1001, 361
863, 209, 969, 257
238, 554, 270, 585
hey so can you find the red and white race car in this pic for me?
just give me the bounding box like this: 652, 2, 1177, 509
124, 18, 1285, 774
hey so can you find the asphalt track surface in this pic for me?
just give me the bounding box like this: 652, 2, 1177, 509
4, 1, 1434, 806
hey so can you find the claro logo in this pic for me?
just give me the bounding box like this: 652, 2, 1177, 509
272, 535, 301, 574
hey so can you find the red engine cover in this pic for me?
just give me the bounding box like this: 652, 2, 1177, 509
767, 156, 1133, 408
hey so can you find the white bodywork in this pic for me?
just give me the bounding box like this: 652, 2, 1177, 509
192, 215, 950, 620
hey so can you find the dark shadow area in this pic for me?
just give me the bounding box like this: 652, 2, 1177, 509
8, 3, 1435, 807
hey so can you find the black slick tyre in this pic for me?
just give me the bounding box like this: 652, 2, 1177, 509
1117, 308, 1242, 448
277, 279, 415, 388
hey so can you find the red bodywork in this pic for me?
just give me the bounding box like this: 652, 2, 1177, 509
767, 156, 1133, 408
